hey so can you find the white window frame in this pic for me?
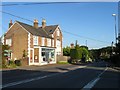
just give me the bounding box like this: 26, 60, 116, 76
57, 30, 60, 36
33, 36, 38, 45
47, 38, 51, 47
42, 37, 45, 46
6, 38, 12, 46
52, 40, 54, 47
56, 40, 60, 47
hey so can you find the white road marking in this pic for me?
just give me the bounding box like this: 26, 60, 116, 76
2, 65, 87, 88
2, 75, 47, 88
83, 78, 100, 89
82, 67, 108, 90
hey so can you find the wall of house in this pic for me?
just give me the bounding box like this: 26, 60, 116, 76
53, 27, 63, 55
5, 23, 28, 60
38, 37, 42, 46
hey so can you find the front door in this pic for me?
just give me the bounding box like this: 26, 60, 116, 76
30, 49, 33, 65
34, 48, 39, 63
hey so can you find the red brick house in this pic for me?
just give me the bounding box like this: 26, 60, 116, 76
4, 19, 63, 65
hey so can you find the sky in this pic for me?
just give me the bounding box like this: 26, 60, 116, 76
0, 1, 119, 49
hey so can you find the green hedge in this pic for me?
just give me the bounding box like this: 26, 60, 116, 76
70, 49, 82, 59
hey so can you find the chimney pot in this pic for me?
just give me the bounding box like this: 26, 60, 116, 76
42, 19, 46, 28
34, 19, 39, 29
9, 20, 13, 28
70, 43, 74, 48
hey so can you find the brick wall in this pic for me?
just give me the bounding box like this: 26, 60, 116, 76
57, 55, 70, 62
5, 23, 28, 60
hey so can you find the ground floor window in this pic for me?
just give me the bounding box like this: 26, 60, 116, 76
41, 48, 55, 63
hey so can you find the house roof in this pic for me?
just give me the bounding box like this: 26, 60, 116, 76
16, 21, 58, 38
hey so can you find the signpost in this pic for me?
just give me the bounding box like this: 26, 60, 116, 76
4, 50, 12, 65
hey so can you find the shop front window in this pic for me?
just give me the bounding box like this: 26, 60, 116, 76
41, 48, 55, 63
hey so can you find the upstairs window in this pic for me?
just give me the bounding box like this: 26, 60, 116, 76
52, 40, 54, 47
6, 38, 12, 46
57, 30, 60, 36
42, 37, 45, 46
33, 36, 38, 45
56, 40, 61, 47
47, 38, 51, 47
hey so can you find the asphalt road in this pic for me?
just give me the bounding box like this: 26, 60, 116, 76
2, 61, 120, 89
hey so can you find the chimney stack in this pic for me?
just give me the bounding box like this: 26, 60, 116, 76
70, 43, 74, 48
42, 19, 46, 28
34, 19, 38, 29
9, 20, 13, 28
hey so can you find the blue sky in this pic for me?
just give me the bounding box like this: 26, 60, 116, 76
1, 2, 118, 49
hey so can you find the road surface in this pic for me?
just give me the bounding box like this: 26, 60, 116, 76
2, 61, 120, 89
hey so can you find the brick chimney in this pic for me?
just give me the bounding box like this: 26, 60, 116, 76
34, 19, 38, 29
70, 43, 74, 48
9, 20, 13, 28
42, 19, 46, 28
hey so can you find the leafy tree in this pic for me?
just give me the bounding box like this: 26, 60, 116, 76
80, 45, 88, 50
2, 45, 10, 68
80, 47, 89, 62
70, 43, 90, 63
63, 46, 70, 56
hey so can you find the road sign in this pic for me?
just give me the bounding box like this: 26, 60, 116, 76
4, 53, 8, 56
4, 50, 9, 52
4, 50, 12, 56
4, 50, 12, 52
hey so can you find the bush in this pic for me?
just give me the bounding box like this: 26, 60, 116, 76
2, 64, 7, 68
70, 49, 82, 59
9, 60, 14, 65
14, 60, 21, 66
110, 55, 120, 66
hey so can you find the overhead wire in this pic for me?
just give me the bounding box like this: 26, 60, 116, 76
0, 2, 81, 6
0, 10, 49, 35
62, 30, 111, 44
0, 10, 111, 44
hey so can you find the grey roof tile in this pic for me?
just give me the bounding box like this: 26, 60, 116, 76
16, 21, 58, 38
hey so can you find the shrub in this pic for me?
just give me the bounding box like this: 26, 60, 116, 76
2, 64, 7, 68
9, 60, 14, 65
14, 60, 21, 66
70, 49, 82, 59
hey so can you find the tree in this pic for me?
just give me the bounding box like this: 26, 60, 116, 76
2, 45, 10, 67
70, 44, 90, 63
80, 47, 89, 62
63, 46, 70, 56
80, 45, 88, 50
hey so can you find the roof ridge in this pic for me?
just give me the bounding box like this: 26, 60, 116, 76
16, 21, 33, 27
15, 20, 58, 38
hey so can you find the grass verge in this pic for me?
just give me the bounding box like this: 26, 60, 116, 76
57, 61, 69, 64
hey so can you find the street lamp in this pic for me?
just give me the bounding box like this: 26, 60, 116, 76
112, 13, 117, 45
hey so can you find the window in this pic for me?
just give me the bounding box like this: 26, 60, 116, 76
57, 30, 60, 36
52, 34, 54, 38
33, 36, 38, 45
56, 40, 60, 47
52, 40, 54, 47
47, 38, 51, 47
42, 37, 45, 46
6, 38, 12, 46
41, 48, 55, 62
49, 30, 53, 32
